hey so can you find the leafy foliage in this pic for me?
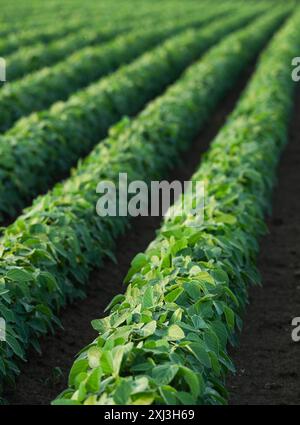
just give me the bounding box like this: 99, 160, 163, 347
53, 8, 300, 405
0, 7, 260, 220
0, 17, 88, 57
4, 2, 226, 82
0, 0, 177, 55
0, 7, 289, 393
0, 6, 232, 132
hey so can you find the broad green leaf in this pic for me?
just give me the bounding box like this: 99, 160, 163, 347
86, 367, 102, 392
189, 342, 211, 368
180, 366, 204, 398
168, 324, 185, 340
165, 287, 183, 303
6, 268, 33, 282
68, 359, 89, 387
100, 351, 114, 375
112, 345, 125, 375
142, 286, 154, 310
113, 379, 132, 404
87, 346, 101, 369
140, 320, 157, 338
152, 364, 179, 385
132, 393, 154, 405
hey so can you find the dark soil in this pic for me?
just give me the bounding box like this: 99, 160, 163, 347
5, 68, 252, 406
227, 88, 300, 405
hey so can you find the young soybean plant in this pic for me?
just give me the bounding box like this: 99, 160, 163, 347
53, 9, 300, 405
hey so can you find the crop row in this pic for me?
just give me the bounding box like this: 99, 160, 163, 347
0, 16, 94, 57
0, 3, 130, 37
4, 22, 134, 81
0, 7, 288, 393
0, 0, 201, 35
53, 8, 300, 406
0, 0, 176, 55
0, 7, 262, 223
0, 3, 238, 133
4, 1, 224, 82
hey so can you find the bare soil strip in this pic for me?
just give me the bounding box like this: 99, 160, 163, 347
227, 88, 300, 405
5, 69, 252, 405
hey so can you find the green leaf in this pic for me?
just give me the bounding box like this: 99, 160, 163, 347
180, 366, 204, 399
191, 315, 209, 330
112, 345, 125, 375
142, 286, 154, 310
100, 351, 114, 375
139, 320, 157, 338
211, 269, 229, 285
113, 379, 132, 404
86, 367, 102, 392
209, 351, 221, 376
131, 376, 149, 394
189, 282, 205, 300
6, 334, 25, 360
52, 399, 81, 405
68, 359, 88, 387
104, 294, 125, 312
168, 324, 185, 340
87, 346, 101, 369
91, 317, 111, 333
124, 253, 148, 284
204, 329, 220, 354
132, 393, 154, 405
165, 287, 183, 303
215, 213, 237, 225
159, 385, 177, 405
6, 268, 33, 282
189, 342, 211, 368
224, 305, 235, 330
176, 391, 196, 405
152, 364, 178, 385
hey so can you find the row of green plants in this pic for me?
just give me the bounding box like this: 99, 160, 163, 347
54, 8, 300, 405
0, 7, 288, 394
0, 7, 261, 221
0, 0, 201, 35
0, 0, 174, 55
0, 3, 239, 131
4, 22, 134, 82
0, 2, 132, 37
0, 16, 95, 57
5, 1, 218, 81
0, 7, 232, 132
